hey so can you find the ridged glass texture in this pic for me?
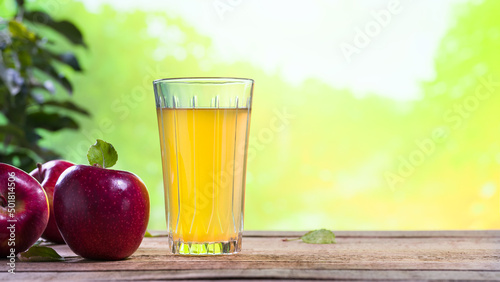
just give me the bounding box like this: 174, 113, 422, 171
153, 78, 253, 255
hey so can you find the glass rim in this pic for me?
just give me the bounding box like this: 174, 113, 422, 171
153, 77, 254, 85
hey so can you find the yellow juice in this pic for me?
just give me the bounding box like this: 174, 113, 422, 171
157, 108, 251, 243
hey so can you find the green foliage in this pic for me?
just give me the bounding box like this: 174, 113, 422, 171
0, 0, 87, 171
18, 246, 65, 262
87, 139, 118, 168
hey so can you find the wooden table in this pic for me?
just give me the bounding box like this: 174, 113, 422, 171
2, 231, 499, 281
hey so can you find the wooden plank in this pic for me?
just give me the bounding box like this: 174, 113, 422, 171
2, 231, 498, 280
2, 269, 500, 281
10, 236, 500, 272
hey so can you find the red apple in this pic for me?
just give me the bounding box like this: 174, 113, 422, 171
0, 163, 49, 257
53, 165, 150, 260
30, 160, 74, 244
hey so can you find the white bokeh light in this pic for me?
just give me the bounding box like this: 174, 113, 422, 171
79, 0, 471, 101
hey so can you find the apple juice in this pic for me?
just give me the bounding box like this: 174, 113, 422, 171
157, 108, 251, 243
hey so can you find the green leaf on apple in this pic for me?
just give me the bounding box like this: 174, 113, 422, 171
282, 229, 336, 244
18, 246, 65, 262
87, 139, 118, 168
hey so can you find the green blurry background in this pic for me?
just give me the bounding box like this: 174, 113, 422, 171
2, 0, 499, 230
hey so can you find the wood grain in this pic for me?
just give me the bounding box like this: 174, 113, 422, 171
1, 231, 499, 281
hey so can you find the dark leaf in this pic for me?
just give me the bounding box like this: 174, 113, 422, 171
24, 11, 86, 47
41, 80, 55, 94
34, 63, 73, 94
44, 50, 82, 71
29, 78, 56, 94
8, 139, 61, 164
25, 129, 42, 144
15, 0, 25, 8
0, 151, 38, 171
18, 49, 33, 67
18, 246, 65, 262
30, 146, 60, 161
0, 124, 25, 140
31, 47, 53, 67
6, 85, 30, 124
57, 52, 82, 71
41, 100, 90, 116
26, 111, 78, 131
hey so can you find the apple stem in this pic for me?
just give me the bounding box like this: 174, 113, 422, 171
37, 163, 43, 179
93, 163, 102, 168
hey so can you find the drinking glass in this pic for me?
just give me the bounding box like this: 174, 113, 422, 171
153, 77, 254, 255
